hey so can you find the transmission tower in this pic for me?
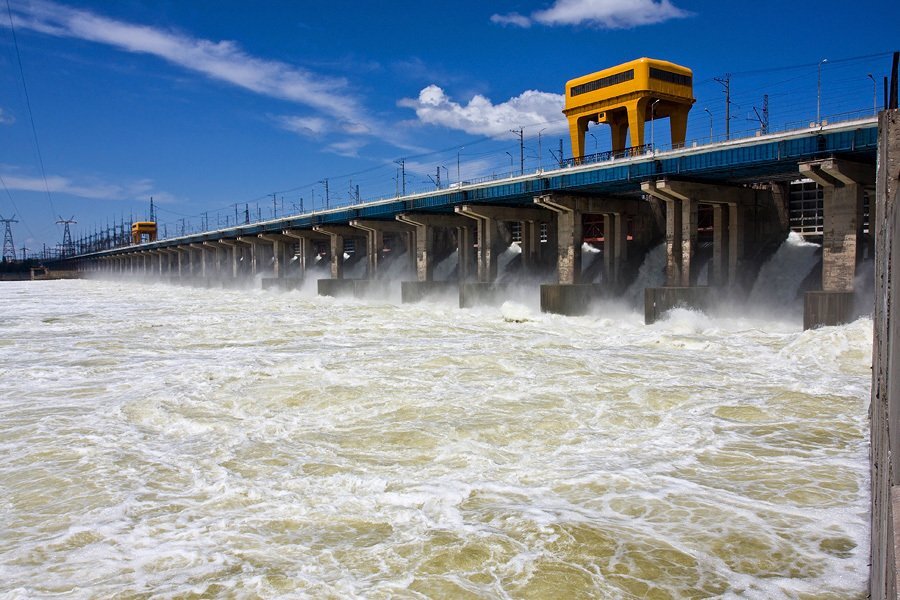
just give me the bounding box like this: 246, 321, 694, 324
56, 216, 76, 257
0, 214, 17, 262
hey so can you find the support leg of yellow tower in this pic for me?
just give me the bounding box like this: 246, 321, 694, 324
568, 117, 588, 164
610, 120, 629, 154
626, 99, 646, 151
669, 107, 690, 149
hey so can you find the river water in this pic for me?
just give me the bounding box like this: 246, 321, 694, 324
0, 277, 871, 599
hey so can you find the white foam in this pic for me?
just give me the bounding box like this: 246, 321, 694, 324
0, 279, 871, 599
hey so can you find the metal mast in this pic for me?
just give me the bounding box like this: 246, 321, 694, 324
56, 216, 76, 256
0, 214, 17, 261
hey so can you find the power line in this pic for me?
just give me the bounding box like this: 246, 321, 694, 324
5, 0, 57, 224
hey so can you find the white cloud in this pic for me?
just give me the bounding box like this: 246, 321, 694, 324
4, 0, 368, 130
399, 85, 567, 137
277, 116, 330, 137
490, 13, 533, 28
0, 169, 173, 201
0, 108, 14, 125
492, 0, 689, 29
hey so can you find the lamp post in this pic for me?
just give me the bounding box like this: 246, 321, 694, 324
650, 99, 661, 153
456, 147, 464, 185
505, 151, 513, 177
703, 108, 713, 143
817, 58, 828, 125
868, 73, 878, 115
589, 132, 598, 154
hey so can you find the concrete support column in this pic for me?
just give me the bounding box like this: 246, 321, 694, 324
283, 229, 329, 278
219, 240, 241, 279
190, 243, 211, 278
396, 214, 468, 282
349, 220, 416, 280
799, 158, 875, 329
801, 160, 871, 291
259, 234, 294, 279
236, 237, 262, 276
314, 225, 361, 279
457, 224, 474, 282
520, 219, 546, 278
642, 179, 755, 288
455, 205, 551, 283
711, 204, 726, 286
203, 241, 225, 279
727, 202, 743, 286
535, 194, 635, 286
603, 212, 627, 287
680, 197, 698, 286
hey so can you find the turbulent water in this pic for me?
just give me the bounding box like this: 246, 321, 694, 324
0, 278, 872, 599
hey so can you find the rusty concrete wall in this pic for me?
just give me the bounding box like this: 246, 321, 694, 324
871, 108, 900, 600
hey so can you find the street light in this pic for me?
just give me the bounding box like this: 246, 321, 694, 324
703, 107, 713, 143
505, 151, 513, 177
650, 99, 661, 153
457, 147, 464, 184
868, 73, 878, 115
589, 132, 599, 154
817, 58, 828, 125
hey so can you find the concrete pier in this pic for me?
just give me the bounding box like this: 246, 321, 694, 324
396, 213, 472, 303
349, 219, 415, 280
459, 282, 513, 308
539, 283, 603, 316
314, 225, 365, 280
283, 228, 329, 279
644, 286, 711, 323
534, 193, 639, 315
869, 107, 900, 600
799, 158, 875, 328
400, 280, 458, 303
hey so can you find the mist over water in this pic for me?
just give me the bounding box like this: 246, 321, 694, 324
0, 279, 871, 599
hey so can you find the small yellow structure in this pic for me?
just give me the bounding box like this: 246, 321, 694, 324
131, 221, 157, 245
563, 57, 695, 160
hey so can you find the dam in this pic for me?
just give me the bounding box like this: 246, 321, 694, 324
14, 54, 900, 597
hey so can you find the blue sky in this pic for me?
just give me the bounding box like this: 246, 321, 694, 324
0, 0, 897, 253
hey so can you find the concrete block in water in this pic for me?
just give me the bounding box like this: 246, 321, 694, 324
803, 291, 855, 329
459, 282, 512, 308
401, 281, 458, 304
262, 277, 302, 290
540, 284, 603, 316
318, 279, 393, 298
644, 287, 711, 324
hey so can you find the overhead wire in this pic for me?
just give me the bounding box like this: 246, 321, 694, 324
5, 0, 58, 231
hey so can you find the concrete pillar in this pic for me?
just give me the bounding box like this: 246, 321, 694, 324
203, 241, 226, 279
642, 179, 756, 287
219, 240, 241, 279
535, 194, 637, 285
600, 212, 627, 287
799, 158, 876, 328
455, 205, 551, 283
190, 243, 212, 279
236, 237, 263, 276
314, 225, 361, 279
396, 213, 470, 282
800, 159, 874, 292
283, 229, 329, 278
349, 220, 416, 280
258, 234, 295, 279
727, 202, 743, 287
869, 108, 900, 600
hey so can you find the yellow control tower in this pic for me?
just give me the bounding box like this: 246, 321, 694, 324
131, 221, 157, 244
563, 58, 695, 160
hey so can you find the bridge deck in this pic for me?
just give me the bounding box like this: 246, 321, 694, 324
85, 118, 878, 257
